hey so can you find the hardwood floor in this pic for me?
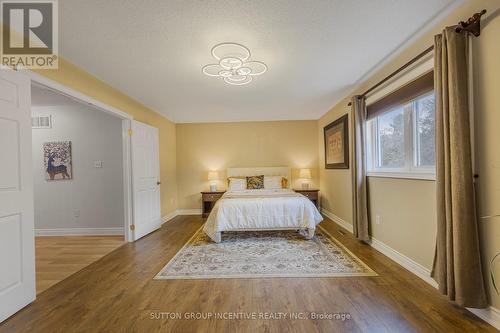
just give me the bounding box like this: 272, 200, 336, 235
35, 236, 124, 294
1, 216, 496, 332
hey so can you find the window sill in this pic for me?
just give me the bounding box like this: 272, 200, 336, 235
367, 171, 435, 181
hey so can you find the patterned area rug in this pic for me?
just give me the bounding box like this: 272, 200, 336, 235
155, 225, 377, 279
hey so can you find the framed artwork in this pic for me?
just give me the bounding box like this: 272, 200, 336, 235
324, 114, 349, 169
43, 141, 72, 180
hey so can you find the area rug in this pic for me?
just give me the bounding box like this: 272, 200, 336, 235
154, 225, 377, 280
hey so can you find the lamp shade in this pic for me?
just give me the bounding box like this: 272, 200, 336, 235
299, 168, 312, 179
208, 171, 219, 181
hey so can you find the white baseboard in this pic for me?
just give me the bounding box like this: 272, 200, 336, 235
321, 208, 499, 329
367, 234, 500, 329
161, 209, 202, 225
322, 208, 437, 287
367, 237, 438, 289
321, 209, 354, 233
176, 208, 202, 215
161, 211, 178, 225
467, 307, 500, 330
35, 227, 124, 236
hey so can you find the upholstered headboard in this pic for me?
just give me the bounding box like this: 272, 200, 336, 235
226, 167, 291, 188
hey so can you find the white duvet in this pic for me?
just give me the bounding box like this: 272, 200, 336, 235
203, 189, 323, 243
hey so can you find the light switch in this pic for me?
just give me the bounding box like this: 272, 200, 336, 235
94, 160, 103, 168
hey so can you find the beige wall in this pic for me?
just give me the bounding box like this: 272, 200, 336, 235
33, 59, 178, 216
474, 8, 500, 309
317, 99, 353, 224
368, 178, 437, 269
176, 121, 319, 209
318, 0, 500, 309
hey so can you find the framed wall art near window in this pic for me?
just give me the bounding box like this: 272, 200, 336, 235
324, 114, 349, 169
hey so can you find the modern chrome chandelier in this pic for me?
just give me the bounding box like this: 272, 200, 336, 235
202, 43, 267, 86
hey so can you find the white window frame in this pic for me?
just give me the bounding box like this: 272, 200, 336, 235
366, 92, 436, 181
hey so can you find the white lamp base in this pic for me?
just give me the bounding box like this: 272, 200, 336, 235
301, 182, 309, 190
210, 184, 217, 192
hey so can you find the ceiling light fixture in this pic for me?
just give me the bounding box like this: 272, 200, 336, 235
202, 43, 267, 86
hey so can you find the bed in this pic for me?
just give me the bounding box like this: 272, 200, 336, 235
203, 167, 323, 243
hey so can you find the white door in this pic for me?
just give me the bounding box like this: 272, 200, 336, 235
131, 120, 161, 241
0, 70, 35, 322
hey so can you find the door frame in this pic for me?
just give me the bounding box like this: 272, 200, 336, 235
23, 70, 135, 242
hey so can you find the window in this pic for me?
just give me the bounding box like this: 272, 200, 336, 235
367, 91, 436, 179
414, 93, 435, 167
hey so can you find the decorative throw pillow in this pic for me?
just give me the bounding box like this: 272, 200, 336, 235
246, 175, 264, 189
264, 175, 283, 189
228, 177, 246, 191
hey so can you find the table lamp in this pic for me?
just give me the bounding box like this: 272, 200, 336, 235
299, 168, 312, 190
208, 171, 219, 192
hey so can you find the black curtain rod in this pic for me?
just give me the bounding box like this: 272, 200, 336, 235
347, 9, 487, 106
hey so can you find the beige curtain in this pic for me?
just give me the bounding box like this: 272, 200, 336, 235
431, 27, 487, 308
351, 96, 369, 241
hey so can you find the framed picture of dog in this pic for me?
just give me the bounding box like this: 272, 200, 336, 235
43, 141, 73, 180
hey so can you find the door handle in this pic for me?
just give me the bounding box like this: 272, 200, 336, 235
157, 181, 161, 185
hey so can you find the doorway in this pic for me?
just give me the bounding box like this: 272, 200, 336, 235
31, 84, 126, 293
0, 68, 162, 322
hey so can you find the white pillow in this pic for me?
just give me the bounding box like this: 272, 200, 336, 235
228, 177, 246, 191
264, 175, 283, 189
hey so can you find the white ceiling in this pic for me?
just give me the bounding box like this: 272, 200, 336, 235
58, 0, 457, 123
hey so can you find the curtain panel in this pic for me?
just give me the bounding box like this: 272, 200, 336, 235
351, 96, 370, 241
431, 26, 487, 308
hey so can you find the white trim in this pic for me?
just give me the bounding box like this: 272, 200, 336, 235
161, 211, 179, 224
35, 228, 124, 236
321, 209, 354, 233
122, 120, 133, 242
24, 71, 135, 242
176, 209, 202, 215
367, 237, 438, 288
22, 71, 132, 120
366, 54, 434, 105
467, 307, 500, 331
362, 238, 500, 331
322, 209, 436, 286
322, 211, 500, 329
161, 209, 202, 224
366, 92, 437, 180
367, 172, 435, 181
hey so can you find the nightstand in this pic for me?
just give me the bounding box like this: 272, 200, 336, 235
294, 189, 319, 208
201, 191, 225, 218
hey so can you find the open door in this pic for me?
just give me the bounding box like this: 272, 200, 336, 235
130, 120, 161, 241
0, 70, 36, 322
